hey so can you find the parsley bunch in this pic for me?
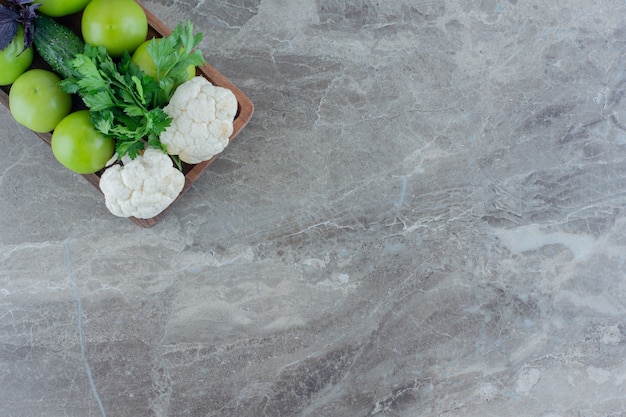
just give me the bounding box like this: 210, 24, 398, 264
61, 45, 170, 159
60, 21, 205, 160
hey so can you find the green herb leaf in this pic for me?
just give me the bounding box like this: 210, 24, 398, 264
84, 91, 116, 112
147, 20, 205, 106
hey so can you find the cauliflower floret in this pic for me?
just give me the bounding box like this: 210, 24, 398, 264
99, 148, 185, 219
159, 76, 238, 164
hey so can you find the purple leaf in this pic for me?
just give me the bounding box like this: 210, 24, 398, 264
0, 6, 18, 22
0, 0, 40, 51
0, 20, 18, 51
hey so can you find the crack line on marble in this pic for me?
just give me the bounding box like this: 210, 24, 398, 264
394, 175, 408, 208
64, 239, 108, 417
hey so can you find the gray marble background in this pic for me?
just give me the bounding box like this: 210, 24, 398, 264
2, 0, 626, 416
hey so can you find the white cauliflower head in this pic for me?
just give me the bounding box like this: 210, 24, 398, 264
160, 76, 238, 164
99, 148, 185, 219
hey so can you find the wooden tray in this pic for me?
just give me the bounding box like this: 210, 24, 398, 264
0, 0, 254, 227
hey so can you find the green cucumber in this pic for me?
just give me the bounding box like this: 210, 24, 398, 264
33, 15, 85, 80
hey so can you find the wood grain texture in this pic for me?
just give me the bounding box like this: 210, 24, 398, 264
0, 0, 253, 228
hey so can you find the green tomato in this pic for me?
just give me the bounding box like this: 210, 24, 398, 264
81, 0, 148, 57
0, 26, 34, 86
51, 110, 115, 174
131, 39, 196, 81
9, 69, 72, 133
37, 0, 92, 17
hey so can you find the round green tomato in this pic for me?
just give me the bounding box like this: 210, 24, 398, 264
9, 69, 72, 133
81, 0, 148, 57
37, 0, 92, 17
131, 39, 196, 81
51, 110, 115, 174
0, 26, 34, 86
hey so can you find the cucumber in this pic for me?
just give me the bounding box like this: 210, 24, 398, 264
33, 15, 85, 80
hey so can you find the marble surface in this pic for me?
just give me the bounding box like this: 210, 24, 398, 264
2, 0, 626, 416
